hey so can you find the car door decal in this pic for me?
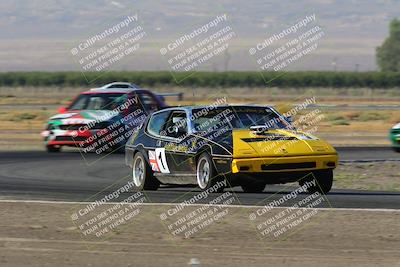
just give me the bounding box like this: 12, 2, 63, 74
155, 148, 170, 173
148, 150, 160, 172
149, 148, 170, 173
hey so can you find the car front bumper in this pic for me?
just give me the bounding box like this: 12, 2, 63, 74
231, 154, 338, 174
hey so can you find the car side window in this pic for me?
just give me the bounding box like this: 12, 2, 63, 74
138, 92, 159, 113
163, 111, 188, 139
147, 111, 171, 136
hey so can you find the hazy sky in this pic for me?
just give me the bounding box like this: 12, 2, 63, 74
0, 0, 399, 72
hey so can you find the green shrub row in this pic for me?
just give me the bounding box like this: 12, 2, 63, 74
1, 71, 400, 88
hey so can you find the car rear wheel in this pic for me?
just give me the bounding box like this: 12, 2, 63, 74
132, 152, 159, 191
196, 152, 225, 192
46, 145, 61, 152
300, 169, 333, 194
241, 182, 266, 193
393, 147, 400, 153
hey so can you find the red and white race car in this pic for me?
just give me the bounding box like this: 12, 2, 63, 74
41, 86, 168, 153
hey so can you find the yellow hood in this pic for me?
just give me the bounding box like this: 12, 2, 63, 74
232, 129, 337, 158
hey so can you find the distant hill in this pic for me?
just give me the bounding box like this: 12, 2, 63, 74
0, 0, 399, 71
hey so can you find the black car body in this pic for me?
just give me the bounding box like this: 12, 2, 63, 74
125, 105, 338, 193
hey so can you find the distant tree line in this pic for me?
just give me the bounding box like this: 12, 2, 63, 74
0, 71, 400, 88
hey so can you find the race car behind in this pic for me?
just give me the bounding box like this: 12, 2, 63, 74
41, 87, 167, 152
390, 122, 400, 152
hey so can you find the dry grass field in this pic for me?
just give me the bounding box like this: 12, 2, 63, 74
0, 86, 399, 150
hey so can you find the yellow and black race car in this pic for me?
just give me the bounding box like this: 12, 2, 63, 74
125, 105, 338, 193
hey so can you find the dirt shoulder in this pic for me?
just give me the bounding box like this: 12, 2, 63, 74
334, 162, 400, 191
0, 201, 399, 267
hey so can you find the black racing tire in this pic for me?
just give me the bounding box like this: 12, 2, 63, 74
241, 182, 266, 193
300, 169, 333, 194
46, 145, 61, 153
393, 147, 400, 153
132, 152, 160, 191
196, 152, 225, 192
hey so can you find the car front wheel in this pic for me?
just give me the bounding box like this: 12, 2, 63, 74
300, 169, 333, 194
46, 145, 61, 152
132, 152, 159, 191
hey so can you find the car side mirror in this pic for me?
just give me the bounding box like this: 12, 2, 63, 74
285, 116, 293, 123
58, 107, 67, 113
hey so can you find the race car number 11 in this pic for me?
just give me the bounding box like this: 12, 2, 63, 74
149, 148, 170, 173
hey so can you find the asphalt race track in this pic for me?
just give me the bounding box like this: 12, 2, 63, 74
0, 147, 399, 209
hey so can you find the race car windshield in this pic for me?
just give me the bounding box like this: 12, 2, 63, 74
192, 106, 293, 132
68, 93, 127, 111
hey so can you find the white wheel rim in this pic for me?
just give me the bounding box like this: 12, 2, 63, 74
133, 156, 145, 187
197, 158, 210, 189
